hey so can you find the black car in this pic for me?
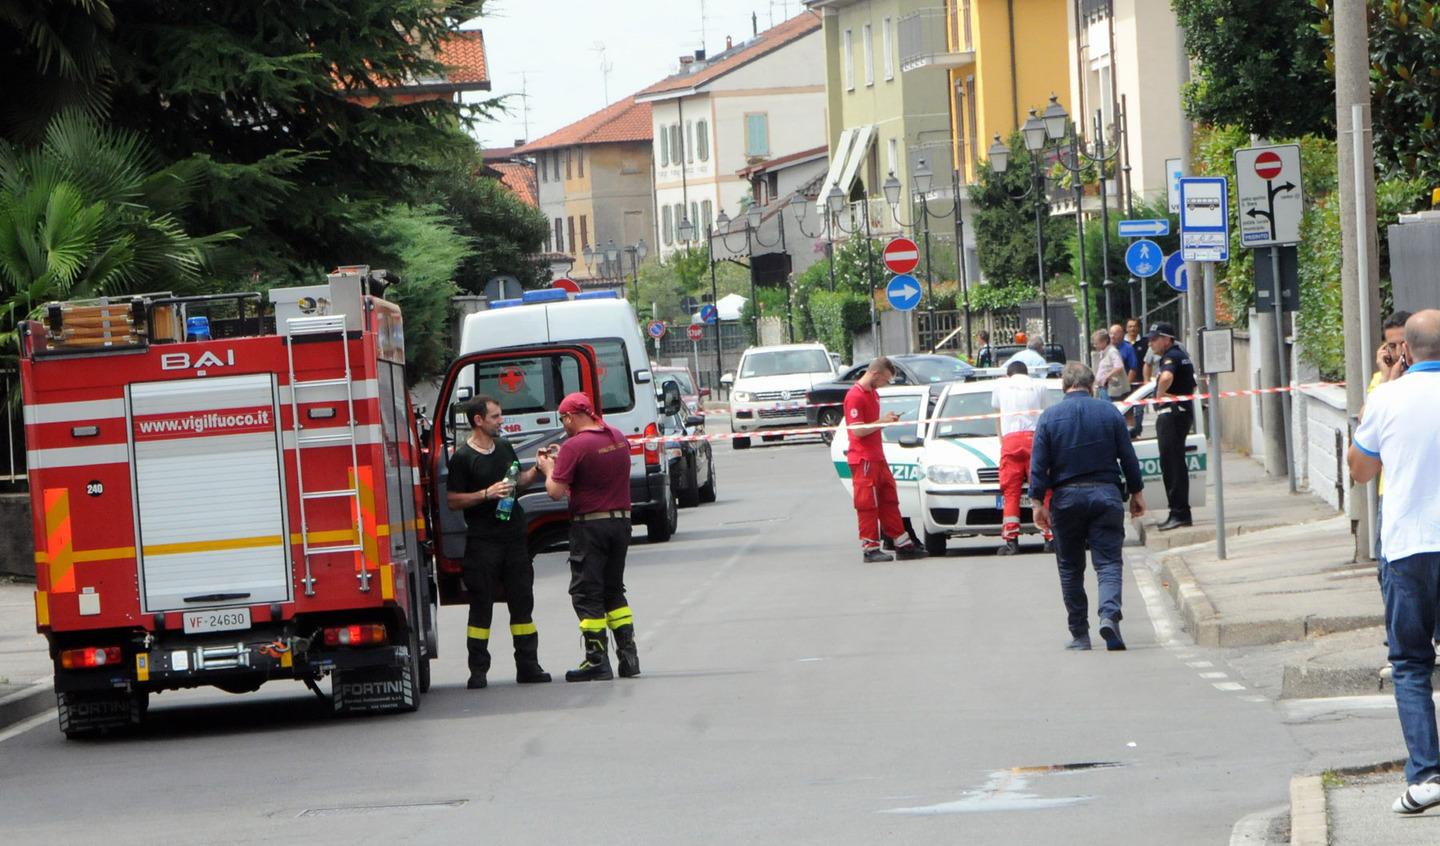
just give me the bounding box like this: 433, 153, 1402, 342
804, 354, 976, 443
978, 342, 1067, 367
660, 408, 716, 508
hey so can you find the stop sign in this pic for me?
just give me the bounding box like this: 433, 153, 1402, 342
883, 237, 920, 275
687, 323, 704, 342
1253, 151, 1283, 181
552, 277, 580, 294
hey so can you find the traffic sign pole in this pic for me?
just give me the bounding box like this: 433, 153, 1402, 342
1204, 261, 1227, 561
1270, 246, 1297, 494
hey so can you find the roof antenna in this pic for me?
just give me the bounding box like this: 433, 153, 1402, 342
752, 11, 758, 37
590, 42, 614, 104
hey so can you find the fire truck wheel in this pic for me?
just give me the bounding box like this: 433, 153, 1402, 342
399, 624, 422, 712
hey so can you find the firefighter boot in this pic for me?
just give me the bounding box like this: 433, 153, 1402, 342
612, 624, 641, 678
565, 629, 614, 682
512, 626, 551, 684
466, 628, 491, 689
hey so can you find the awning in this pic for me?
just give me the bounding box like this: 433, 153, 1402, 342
815, 125, 875, 213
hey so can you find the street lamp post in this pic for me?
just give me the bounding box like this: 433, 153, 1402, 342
714, 204, 785, 344
678, 216, 725, 392
823, 185, 879, 351
789, 191, 838, 292
991, 95, 1123, 355
987, 104, 1065, 346
623, 239, 648, 307
883, 158, 965, 355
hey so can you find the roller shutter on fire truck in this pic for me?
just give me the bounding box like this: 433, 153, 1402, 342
129, 373, 293, 612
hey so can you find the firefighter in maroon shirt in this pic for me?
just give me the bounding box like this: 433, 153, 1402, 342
535, 392, 639, 681
843, 358, 927, 563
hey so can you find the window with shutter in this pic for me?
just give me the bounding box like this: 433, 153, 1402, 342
663, 205, 673, 245
697, 121, 710, 161
567, 217, 575, 254
580, 215, 589, 249
745, 114, 769, 157
554, 218, 564, 252
686, 122, 694, 163
863, 24, 874, 87
660, 128, 669, 166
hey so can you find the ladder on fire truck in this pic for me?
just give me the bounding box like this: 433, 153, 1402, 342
284, 314, 369, 595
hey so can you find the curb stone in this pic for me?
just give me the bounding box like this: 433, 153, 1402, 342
1289, 776, 1327, 846
0, 678, 52, 731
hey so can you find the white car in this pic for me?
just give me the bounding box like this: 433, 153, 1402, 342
830, 380, 1208, 555
723, 343, 837, 449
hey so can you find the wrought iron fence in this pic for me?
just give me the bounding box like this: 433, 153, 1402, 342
916, 299, 1083, 360
1, 371, 26, 490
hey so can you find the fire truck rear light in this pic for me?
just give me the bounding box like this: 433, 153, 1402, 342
60, 646, 122, 670
70, 425, 99, 438
322, 624, 387, 647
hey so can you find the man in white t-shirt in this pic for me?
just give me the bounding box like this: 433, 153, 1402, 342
1349, 309, 1440, 816
991, 360, 1054, 554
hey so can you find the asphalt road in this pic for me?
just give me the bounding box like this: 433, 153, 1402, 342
0, 436, 1308, 844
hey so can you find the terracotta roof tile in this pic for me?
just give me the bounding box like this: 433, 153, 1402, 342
489, 161, 537, 208
439, 30, 489, 86
517, 97, 653, 153
637, 13, 821, 99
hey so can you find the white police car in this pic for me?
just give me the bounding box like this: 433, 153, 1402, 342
829, 380, 1207, 554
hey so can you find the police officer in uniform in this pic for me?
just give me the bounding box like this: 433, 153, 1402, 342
1148, 322, 1196, 530
1031, 362, 1146, 651
536, 392, 639, 682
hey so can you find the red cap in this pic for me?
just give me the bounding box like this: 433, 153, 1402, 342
557, 392, 597, 417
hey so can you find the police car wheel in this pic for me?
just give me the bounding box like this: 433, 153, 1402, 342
924, 531, 947, 557
817, 408, 841, 445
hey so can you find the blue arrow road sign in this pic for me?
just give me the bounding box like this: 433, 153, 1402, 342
699, 304, 718, 324
1117, 219, 1170, 238
1163, 251, 1188, 293
886, 274, 923, 311
1125, 239, 1163, 277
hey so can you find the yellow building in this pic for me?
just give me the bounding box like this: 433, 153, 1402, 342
915, 0, 1071, 181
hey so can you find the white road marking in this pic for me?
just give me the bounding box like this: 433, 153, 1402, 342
880, 769, 1090, 816
1199, 671, 1229, 679
0, 711, 53, 745
1213, 682, 1246, 691
1187, 660, 1215, 668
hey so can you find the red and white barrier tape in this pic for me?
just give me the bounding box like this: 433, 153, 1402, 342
643, 381, 1343, 446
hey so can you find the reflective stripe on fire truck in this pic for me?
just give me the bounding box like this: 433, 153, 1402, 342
379, 563, 395, 601
278, 378, 379, 405
355, 465, 378, 575
22, 398, 125, 425
42, 488, 75, 593
141, 535, 285, 557
35, 590, 49, 628
28, 443, 129, 470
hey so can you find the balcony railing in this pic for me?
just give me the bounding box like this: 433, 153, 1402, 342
898, 5, 974, 73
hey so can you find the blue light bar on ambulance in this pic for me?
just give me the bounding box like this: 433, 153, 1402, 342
521, 289, 569, 304
576, 291, 620, 301
489, 298, 524, 310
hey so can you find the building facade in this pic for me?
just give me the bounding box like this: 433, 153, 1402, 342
518, 97, 655, 287
636, 13, 828, 258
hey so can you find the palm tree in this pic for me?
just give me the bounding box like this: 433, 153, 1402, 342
0, 109, 234, 358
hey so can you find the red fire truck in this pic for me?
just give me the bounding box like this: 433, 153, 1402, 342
19, 266, 439, 736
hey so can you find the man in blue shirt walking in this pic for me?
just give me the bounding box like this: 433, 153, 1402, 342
1030, 362, 1147, 651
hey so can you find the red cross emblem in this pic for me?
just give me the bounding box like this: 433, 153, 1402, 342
498, 367, 525, 393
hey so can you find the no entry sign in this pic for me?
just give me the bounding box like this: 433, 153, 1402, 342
883, 237, 920, 275
1253, 151, 1283, 180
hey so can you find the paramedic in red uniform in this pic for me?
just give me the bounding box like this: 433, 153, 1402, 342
536, 392, 639, 682
991, 360, 1055, 555
843, 358, 927, 563
446, 395, 551, 690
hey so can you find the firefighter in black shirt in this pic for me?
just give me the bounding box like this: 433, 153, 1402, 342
447, 394, 551, 689
1147, 322, 1197, 530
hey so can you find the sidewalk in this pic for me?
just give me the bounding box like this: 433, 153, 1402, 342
0, 577, 53, 729
1138, 451, 1424, 844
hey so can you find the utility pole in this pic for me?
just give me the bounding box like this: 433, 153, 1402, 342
1176, 21, 1202, 370
1334, 0, 1381, 561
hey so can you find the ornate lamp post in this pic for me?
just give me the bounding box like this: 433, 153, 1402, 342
882, 157, 969, 355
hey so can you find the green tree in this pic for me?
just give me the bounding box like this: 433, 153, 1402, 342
1364, 0, 1440, 184
971, 132, 1072, 287
3, 0, 491, 282
436, 152, 549, 295
361, 205, 472, 382
1171, 0, 1332, 138
0, 110, 233, 354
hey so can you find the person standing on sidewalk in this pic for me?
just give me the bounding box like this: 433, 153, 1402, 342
447, 395, 552, 689
1147, 322, 1196, 530
1030, 362, 1146, 651
991, 360, 1055, 555
537, 392, 640, 682
843, 357, 927, 563
1092, 330, 1128, 400
1349, 309, 1440, 814
1369, 310, 1412, 567
976, 329, 993, 367
1004, 336, 1049, 376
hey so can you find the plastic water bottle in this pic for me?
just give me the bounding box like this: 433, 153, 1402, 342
495, 461, 521, 521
